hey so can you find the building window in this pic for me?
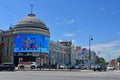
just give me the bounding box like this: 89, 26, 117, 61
1, 36, 4, 41
7, 47, 9, 55
7, 39, 10, 44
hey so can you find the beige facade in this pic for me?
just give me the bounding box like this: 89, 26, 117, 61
49, 41, 67, 65
49, 40, 76, 65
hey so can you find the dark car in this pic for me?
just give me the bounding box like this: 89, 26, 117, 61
75, 64, 83, 69
0, 62, 15, 71
66, 65, 75, 69
93, 63, 107, 71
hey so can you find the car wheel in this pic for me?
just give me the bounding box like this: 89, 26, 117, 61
8, 68, 11, 71
20, 65, 24, 70
31, 66, 35, 69
93, 69, 96, 71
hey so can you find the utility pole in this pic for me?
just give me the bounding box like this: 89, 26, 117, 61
10, 27, 14, 64
49, 46, 51, 70
39, 42, 41, 70
89, 36, 93, 69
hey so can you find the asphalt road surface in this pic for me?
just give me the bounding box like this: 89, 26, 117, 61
0, 70, 120, 80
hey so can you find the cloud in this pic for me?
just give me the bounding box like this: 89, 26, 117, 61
93, 41, 120, 61
85, 41, 120, 61
55, 17, 75, 25
63, 33, 76, 37
66, 19, 75, 24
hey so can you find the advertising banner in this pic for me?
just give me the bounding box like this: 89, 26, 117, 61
14, 34, 49, 53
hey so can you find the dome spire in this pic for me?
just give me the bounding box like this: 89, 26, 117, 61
31, 4, 33, 14
28, 4, 35, 17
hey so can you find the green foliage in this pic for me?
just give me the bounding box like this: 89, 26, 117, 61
98, 57, 105, 64
117, 57, 120, 69
105, 62, 109, 65
117, 57, 120, 63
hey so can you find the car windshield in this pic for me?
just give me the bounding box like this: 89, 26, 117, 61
108, 65, 113, 67
96, 64, 102, 66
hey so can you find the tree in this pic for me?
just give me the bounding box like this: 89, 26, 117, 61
117, 57, 120, 69
117, 57, 120, 63
97, 57, 105, 64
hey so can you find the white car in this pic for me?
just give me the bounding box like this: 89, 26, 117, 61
107, 65, 114, 70
18, 62, 37, 69
59, 64, 66, 69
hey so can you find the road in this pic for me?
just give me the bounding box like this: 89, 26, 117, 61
0, 70, 120, 80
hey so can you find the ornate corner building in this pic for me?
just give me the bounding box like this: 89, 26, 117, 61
0, 13, 50, 66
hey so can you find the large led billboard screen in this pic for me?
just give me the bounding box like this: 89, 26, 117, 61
14, 34, 49, 53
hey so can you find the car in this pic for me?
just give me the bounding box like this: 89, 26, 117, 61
90, 64, 95, 70
82, 65, 87, 69
66, 65, 75, 69
18, 62, 37, 69
93, 63, 107, 71
30, 62, 38, 69
0, 62, 15, 71
75, 64, 83, 69
107, 65, 114, 70
50, 64, 56, 69
59, 64, 66, 69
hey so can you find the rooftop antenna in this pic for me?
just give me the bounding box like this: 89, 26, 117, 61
30, 4, 33, 14
29, 4, 35, 16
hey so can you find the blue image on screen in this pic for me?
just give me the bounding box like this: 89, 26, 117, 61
14, 34, 49, 53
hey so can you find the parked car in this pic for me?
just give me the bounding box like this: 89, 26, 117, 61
18, 62, 37, 69
50, 64, 57, 69
93, 63, 107, 71
59, 64, 66, 69
90, 64, 95, 70
82, 65, 87, 69
30, 62, 38, 69
0, 62, 15, 71
107, 65, 114, 70
66, 65, 75, 69
75, 64, 83, 69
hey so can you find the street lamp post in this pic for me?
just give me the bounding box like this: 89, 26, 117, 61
48, 46, 51, 70
89, 36, 93, 69
69, 46, 72, 71
10, 27, 14, 64
39, 42, 42, 70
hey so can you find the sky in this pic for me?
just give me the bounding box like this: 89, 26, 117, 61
0, 0, 120, 61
